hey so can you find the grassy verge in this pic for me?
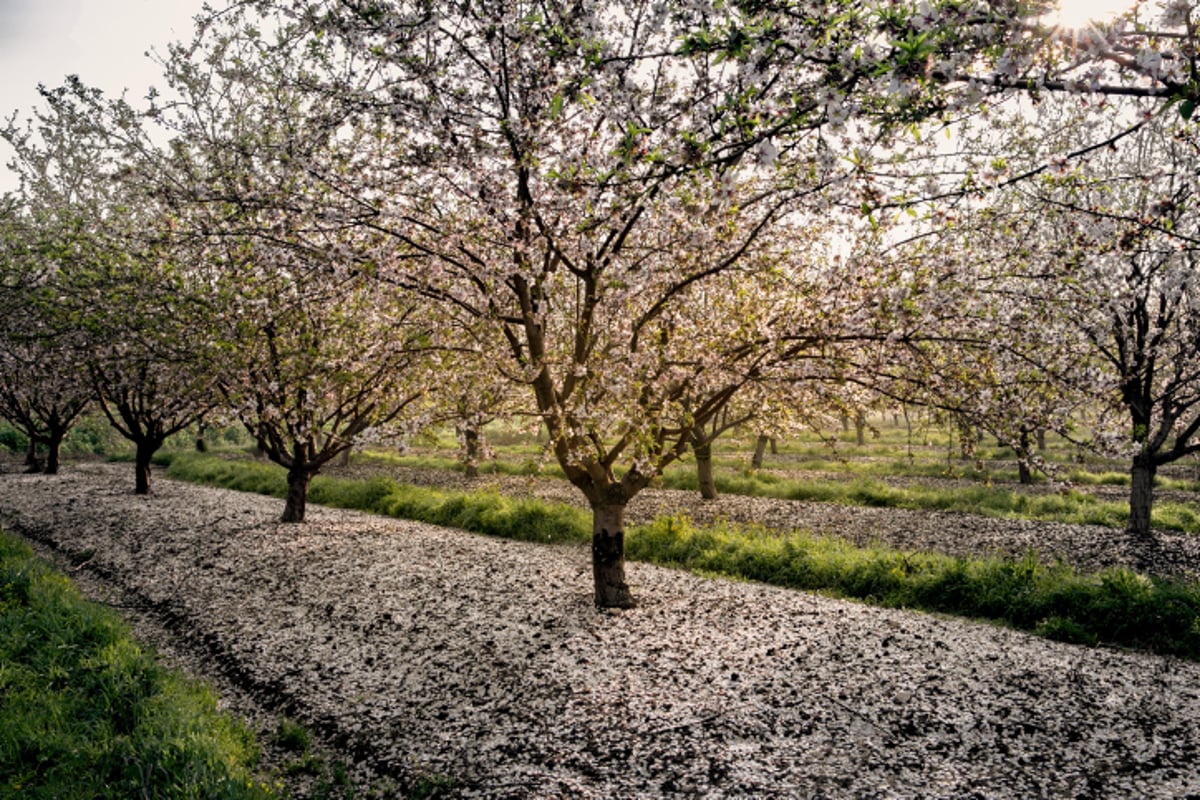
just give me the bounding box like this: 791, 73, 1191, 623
661, 471, 1200, 534
163, 452, 1200, 659
350, 449, 1200, 535
0, 531, 277, 799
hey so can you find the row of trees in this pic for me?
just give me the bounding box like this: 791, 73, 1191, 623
2, 0, 1199, 606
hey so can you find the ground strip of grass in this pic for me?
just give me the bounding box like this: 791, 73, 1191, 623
164, 452, 1200, 660
0, 530, 277, 799
352, 448, 1200, 535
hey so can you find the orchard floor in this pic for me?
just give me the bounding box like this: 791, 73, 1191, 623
2, 461, 1200, 798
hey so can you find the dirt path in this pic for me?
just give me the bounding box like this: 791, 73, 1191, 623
2, 463, 1200, 798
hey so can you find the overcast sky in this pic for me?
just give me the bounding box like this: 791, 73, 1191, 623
0, 0, 208, 191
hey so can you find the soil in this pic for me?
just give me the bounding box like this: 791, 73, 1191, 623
2, 460, 1200, 798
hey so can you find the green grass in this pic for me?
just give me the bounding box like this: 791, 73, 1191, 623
164, 453, 590, 546
163, 452, 1200, 659
628, 516, 1200, 657
0, 531, 278, 799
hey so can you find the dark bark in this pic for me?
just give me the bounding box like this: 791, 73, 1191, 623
751, 434, 769, 469
695, 440, 717, 500
282, 459, 313, 523
463, 427, 481, 479
1036, 428, 1046, 452
1017, 429, 1033, 485
1129, 456, 1156, 540
956, 416, 977, 461
43, 430, 63, 475
769, 437, 778, 455
134, 440, 157, 495
855, 411, 866, 446
591, 500, 634, 608
23, 437, 42, 474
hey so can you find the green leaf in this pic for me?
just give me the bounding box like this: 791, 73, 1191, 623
550, 94, 564, 120
1181, 99, 1195, 121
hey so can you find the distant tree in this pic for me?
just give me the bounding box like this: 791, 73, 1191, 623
153, 8, 438, 521
3, 80, 224, 494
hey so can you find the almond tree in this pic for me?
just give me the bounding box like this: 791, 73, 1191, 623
1012, 111, 1200, 540
280, 0, 913, 607
0, 207, 93, 473
219, 247, 435, 522
870, 91, 1200, 540
148, 5, 440, 521
4, 80, 225, 495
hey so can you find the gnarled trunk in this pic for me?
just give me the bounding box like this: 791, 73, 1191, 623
1017, 429, 1033, 485
463, 427, 481, 479
44, 431, 64, 476
591, 500, 634, 608
1129, 456, 1156, 541
751, 434, 769, 470
695, 441, 717, 500
23, 437, 42, 474
134, 440, 156, 495
282, 459, 313, 523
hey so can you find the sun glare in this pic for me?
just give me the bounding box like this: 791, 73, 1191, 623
1048, 0, 1137, 29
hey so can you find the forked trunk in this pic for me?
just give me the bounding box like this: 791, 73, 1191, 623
751, 434, 768, 470
592, 501, 634, 608
134, 440, 156, 495
281, 462, 313, 523
1129, 457, 1156, 541
695, 441, 717, 500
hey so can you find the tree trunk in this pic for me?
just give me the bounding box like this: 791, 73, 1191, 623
855, 411, 866, 446
591, 500, 634, 608
23, 437, 42, 474
695, 441, 717, 500
134, 440, 156, 495
281, 461, 313, 523
1017, 429, 1033, 485
751, 434, 768, 469
1036, 428, 1046, 452
44, 432, 63, 475
463, 427, 481, 479
1129, 457, 1156, 541
769, 438, 778, 455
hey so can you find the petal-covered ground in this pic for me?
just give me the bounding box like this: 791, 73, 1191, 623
2, 463, 1199, 798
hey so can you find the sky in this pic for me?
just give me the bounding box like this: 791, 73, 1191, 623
0, 0, 208, 191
